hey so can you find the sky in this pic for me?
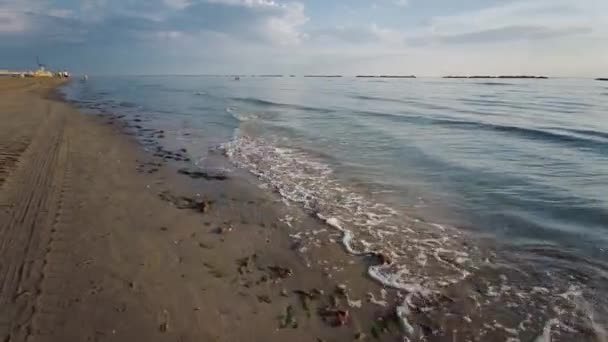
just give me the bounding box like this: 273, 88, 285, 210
0, 0, 607, 76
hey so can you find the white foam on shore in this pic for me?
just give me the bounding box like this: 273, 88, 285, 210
221, 134, 605, 340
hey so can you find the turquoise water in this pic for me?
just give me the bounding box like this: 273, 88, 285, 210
63, 76, 608, 340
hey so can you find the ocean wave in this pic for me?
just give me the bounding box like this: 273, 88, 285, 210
474, 82, 515, 86
460, 98, 585, 114
230, 97, 333, 113
221, 134, 605, 340
221, 135, 475, 289
351, 110, 608, 148
349, 94, 416, 106
435, 120, 608, 148
557, 128, 608, 140
225, 107, 281, 122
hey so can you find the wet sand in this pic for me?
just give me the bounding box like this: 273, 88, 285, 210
0, 78, 402, 341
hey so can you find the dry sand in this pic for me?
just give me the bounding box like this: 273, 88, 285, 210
0, 78, 401, 341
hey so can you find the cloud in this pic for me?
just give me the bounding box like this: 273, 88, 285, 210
426, 25, 591, 45
163, 0, 192, 10
0, 0, 309, 47
164, 0, 308, 45
310, 23, 405, 46
0, 0, 39, 33
425, 0, 604, 36
407, 0, 604, 46
206, 0, 279, 6
0, 12, 27, 33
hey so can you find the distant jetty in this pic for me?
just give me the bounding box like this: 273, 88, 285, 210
356, 75, 416, 79
596, 78, 608, 81
443, 75, 548, 79
303, 75, 342, 78
258, 75, 284, 78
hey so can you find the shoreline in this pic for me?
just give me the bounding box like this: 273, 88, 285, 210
0, 78, 403, 341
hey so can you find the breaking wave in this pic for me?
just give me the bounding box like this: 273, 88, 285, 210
221, 133, 606, 341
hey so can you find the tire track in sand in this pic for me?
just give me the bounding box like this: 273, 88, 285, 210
0, 139, 31, 189
26, 135, 75, 342
0, 105, 69, 342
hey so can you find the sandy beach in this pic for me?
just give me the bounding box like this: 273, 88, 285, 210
0, 78, 402, 341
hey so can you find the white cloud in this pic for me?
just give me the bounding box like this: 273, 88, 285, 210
425, 0, 606, 38
0, 11, 27, 33
261, 2, 308, 45
163, 0, 192, 10
0, 0, 57, 33
394, 0, 408, 7
0, 1, 35, 33
205, 0, 279, 7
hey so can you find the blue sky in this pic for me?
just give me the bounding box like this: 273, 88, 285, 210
1, 0, 606, 75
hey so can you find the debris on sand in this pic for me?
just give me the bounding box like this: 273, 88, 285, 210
158, 191, 213, 213
294, 290, 315, 317
268, 266, 293, 280
371, 251, 392, 265
294, 289, 324, 300
257, 295, 272, 304
336, 284, 348, 297
159, 310, 170, 333
198, 241, 213, 249
178, 168, 228, 181
237, 254, 257, 275
335, 284, 362, 308
366, 291, 388, 307
279, 305, 298, 329
195, 199, 212, 213
214, 224, 233, 234
318, 307, 350, 327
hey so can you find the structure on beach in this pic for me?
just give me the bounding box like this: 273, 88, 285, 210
0, 67, 67, 78
0, 56, 69, 78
